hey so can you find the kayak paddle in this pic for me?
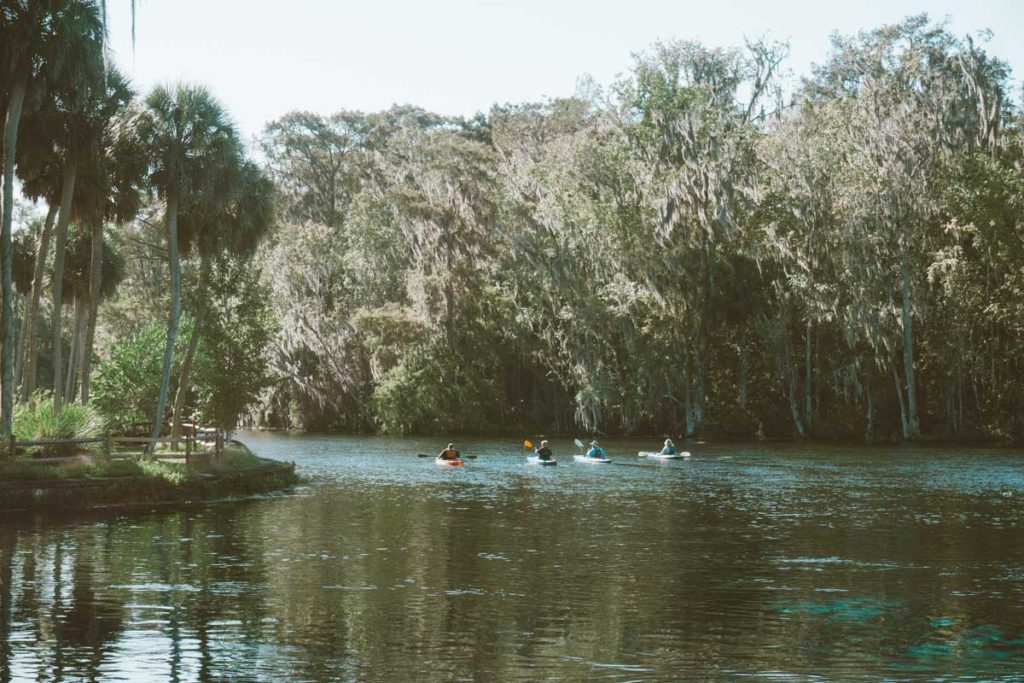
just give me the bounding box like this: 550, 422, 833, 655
523, 439, 533, 450
418, 453, 477, 459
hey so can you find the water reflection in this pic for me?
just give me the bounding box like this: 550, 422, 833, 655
0, 436, 1022, 680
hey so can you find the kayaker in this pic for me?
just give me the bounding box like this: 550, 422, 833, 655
661, 438, 677, 455
586, 440, 606, 458
534, 440, 554, 461
438, 443, 461, 460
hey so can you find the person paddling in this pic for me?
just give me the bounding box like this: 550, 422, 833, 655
586, 440, 606, 459
438, 443, 461, 461
660, 438, 677, 455
534, 440, 554, 461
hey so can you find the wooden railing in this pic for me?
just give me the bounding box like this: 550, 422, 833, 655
7, 431, 226, 466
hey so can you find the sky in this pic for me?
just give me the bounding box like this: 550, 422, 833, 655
105, 0, 1024, 142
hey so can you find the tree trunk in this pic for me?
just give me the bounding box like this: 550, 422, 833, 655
814, 336, 821, 423
170, 257, 210, 450
1, 77, 27, 436
738, 335, 749, 410
79, 219, 104, 402
147, 189, 181, 456
682, 354, 695, 437
51, 160, 77, 413
694, 242, 715, 436
892, 362, 909, 440
865, 370, 874, 443
957, 356, 964, 437
768, 314, 805, 438
694, 347, 706, 434
22, 203, 57, 400
945, 380, 955, 437
900, 243, 920, 439
804, 320, 813, 432
14, 293, 28, 391
785, 337, 806, 438
64, 295, 85, 403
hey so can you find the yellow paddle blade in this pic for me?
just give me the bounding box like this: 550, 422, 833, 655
523, 439, 533, 449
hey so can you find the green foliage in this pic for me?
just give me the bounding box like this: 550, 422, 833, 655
0, 458, 139, 480
11, 6, 1023, 445
371, 357, 444, 434
92, 318, 194, 432
12, 227, 36, 295
193, 259, 274, 430
136, 459, 189, 485
250, 18, 1024, 444
13, 391, 103, 456
203, 447, 266, 472
0, 450, 264, 483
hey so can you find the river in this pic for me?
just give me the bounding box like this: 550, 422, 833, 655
1, 434, 1023, 681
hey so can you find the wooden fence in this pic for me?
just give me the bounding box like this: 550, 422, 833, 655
8, 430, 227, 466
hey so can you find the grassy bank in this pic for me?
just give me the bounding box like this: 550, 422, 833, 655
0, 448, 299, 510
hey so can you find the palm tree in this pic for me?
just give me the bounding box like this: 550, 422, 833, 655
11, 227, 36, 390
132, 84, 242, 454
16, 62, 137, 406
58, 225, 125, 402
60, 226, 91, 402
1, 0, 104, 428
20, 63, 127, 408
14, 174, 58, 400
69, 68, 144, 402
169, 161, 275, 447
98, 1, 140, 53
48, 50, 128, 412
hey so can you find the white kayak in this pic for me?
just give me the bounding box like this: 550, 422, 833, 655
527, 455, 558, 466
638, 451, 690, 459
573, 454, 611, 464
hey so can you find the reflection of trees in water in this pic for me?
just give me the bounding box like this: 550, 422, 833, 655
0, 504, 276, 682
0, 523, 15, 683
58, 525, 124, 679
0, 474, 1023, 680
255, 481, 778, 679
0, 522, 125, 682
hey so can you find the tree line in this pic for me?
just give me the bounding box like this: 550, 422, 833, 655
3, 7, 1023, 445
1, 0, 273, 448
258, 16, 1024, 442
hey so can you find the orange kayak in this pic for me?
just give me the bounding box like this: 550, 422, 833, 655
435, 457, 465, 467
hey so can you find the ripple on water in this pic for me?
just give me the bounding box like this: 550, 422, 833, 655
3, 433, 1024, 681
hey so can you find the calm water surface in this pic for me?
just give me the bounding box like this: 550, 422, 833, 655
2, 434, 1024, 681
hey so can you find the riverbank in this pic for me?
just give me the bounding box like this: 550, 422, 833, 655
247, 426, 1024, 450
3, 432, 1022, 680
0, 448, 299, 511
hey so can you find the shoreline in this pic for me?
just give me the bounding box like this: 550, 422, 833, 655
0, 456, 299, 512
242, 428, 1024, 450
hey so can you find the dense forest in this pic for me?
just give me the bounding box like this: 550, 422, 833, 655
257, 17, 1024, 442
3, 5, 1023, 443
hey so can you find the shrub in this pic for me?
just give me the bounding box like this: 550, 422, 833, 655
13, 392, 104, 457
193, 261, 273, 431
92, 318, 193, 433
